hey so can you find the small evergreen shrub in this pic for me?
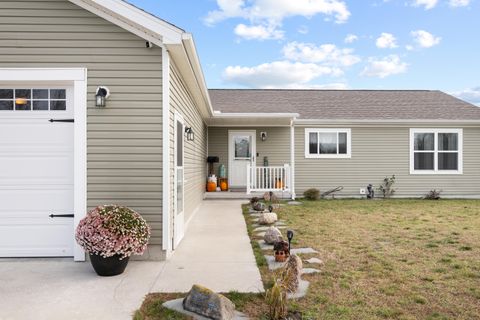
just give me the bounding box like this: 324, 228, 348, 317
424, 189, 441, 200
303, 188, 320, 200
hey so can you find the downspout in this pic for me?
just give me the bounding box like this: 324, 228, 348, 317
161, 45, 172, 257
290, 119, 296, 200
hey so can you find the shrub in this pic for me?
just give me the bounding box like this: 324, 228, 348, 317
76, 205, 151, 259
424, 189, 441, 200
378, 175, 396, 198
303, 188, 320, 200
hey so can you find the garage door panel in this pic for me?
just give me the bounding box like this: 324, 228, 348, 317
0, 123, 73, 145
0, 156, 72, 184
0, 188, 73, 212
0, 223, 74, 257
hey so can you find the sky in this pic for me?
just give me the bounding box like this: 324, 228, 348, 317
129, 0, 480, 105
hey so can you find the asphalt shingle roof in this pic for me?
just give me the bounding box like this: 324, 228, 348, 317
208, 89, 480, 120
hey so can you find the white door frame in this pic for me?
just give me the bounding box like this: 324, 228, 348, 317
173, 111, 185, 249
0, 68, 87, 261
228, 130, 256, 188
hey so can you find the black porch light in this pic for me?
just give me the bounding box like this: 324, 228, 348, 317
95, 86, 110, 108
185, 127, 195, 141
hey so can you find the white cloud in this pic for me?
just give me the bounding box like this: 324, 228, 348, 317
282, 42, 361, 67
449, 0, 470, 6
412, 0, 438, 9
376, 32, 398, 49
297, 25, 309, 34
361, 55, 408, 78
344, 34, 358, 43
223, 60, 343, 88
452, 87, 480, 106
204, 0, 351, 40
234, 24, 284, 40
411, 30, 441, 48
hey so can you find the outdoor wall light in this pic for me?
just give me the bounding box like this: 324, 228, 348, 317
185, 127, 195, 141
95, 86, 110, 108
260, 131, 267, 141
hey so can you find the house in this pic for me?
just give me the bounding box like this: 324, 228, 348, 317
0, 0, 479, 262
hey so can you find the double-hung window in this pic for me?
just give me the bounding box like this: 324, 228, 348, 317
410, 128, 462, 174
305, 128, 351, 158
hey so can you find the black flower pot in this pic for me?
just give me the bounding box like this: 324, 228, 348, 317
89, 254, 129, 277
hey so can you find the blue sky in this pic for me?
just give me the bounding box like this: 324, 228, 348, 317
129, 0, 479, 105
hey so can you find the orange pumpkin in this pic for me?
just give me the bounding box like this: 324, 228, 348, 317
275, 179, 284, 189
207, 181, 217, 192
220, 180, 228, 191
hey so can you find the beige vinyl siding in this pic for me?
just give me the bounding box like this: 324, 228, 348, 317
295, 125, 480, 198
169, 62, 207, 227
208, 127, 291, 176
0, 0, 164, 245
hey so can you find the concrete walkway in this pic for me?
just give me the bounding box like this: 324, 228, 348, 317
0, 200, 263, 320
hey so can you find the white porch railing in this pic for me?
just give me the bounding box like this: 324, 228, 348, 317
247, 164, 291, 194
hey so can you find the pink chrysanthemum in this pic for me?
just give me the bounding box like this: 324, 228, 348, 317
75, 205, 151, 259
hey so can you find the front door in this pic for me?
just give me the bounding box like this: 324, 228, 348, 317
173, 113, 185, 249
228, 130, 256, 188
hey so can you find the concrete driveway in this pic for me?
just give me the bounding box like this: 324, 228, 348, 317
0, 200, 263, 320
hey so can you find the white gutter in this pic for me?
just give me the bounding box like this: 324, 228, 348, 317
294, 118, 480, 124
213, 113, 300, 119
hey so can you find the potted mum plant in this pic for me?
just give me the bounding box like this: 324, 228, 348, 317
75, 205, 151, 276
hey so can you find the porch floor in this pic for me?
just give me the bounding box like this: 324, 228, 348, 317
204, 190, 293, 200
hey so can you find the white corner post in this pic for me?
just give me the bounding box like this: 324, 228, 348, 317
161, 46, 172, 257
290, 120, 296, 199
73, 69, 88, 261
246, 163, 251, 194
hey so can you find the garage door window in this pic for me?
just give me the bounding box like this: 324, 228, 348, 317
0, 89, 67, 111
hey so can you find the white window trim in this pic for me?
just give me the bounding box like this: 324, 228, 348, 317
304, 128, 352, 159
0, 68, 87, 261
409, 128, 463, 175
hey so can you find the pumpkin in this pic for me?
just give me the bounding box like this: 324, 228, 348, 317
220, 180, 228, 191
207, 181, 217, 192
275, 179, 284, 189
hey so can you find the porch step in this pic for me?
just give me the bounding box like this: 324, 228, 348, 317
204, 191, 292, 200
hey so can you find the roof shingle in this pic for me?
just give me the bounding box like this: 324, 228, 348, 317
208, 89, 480, 120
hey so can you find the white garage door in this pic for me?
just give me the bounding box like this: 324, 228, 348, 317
0, 87, 75, 257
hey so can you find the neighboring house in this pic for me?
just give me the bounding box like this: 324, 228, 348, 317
0, 0, 479, 262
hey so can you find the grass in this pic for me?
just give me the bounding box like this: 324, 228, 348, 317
135, 199, 480, 319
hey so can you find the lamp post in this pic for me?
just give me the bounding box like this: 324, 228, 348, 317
287, 230, 294, 254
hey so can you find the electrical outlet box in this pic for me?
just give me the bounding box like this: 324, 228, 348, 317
359, 188, 366, 195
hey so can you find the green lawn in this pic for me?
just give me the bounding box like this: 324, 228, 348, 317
135, 199, 480, 320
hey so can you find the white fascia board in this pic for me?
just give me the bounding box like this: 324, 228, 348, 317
181, 34, 214, 116
214, 113, 300, 118
294, 118, 480, 125
69, 0, 183, 45
0, 68, 86, 81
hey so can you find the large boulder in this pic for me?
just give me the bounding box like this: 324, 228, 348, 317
183, 285, 235, 320
259, 212, 278, 225
281, 254, 303, 293
264, 227, 283, 244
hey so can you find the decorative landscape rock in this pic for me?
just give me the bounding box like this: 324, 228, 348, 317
252, 202, 265, 212
263, 192, 278, 202
258, 212, 278, 225
305, 257, 323, 265
264, 227, 283, 245
281, 254, 303, 293
183, 284, 236, 320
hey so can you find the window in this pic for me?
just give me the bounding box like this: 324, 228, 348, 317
0, 88, 67, 111
305, 128, 351, 158
410, 129, 462, 174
